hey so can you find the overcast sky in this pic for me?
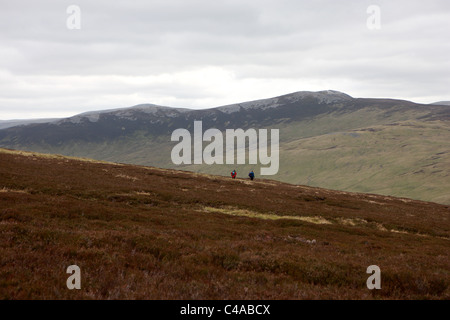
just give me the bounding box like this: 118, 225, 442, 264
1, 0, 449, 119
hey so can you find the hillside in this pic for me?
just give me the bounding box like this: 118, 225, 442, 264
431, 101, 450, 106
0, 148, 449, 299
0, 90, 449, 205
0, 118, 59, 130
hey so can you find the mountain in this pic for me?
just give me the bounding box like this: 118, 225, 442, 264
0, 118, 59, 130
1, 148, 449, 299
431, 101, 450, 106
1, 90, 449, 204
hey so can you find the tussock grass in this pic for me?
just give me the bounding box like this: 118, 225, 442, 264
115, 174, 139, 181
0, 187, 29, 194
201, 206, 450, 240
201, 206, 332, 225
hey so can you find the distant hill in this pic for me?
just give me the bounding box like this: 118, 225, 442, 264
0, 118, 59, 130
0, 148, 449, 299
431, 101, 450, 106
1, 90, 449, 204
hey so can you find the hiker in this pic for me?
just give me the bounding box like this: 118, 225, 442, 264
231, 170, 237, 179
248, 170, 255, 181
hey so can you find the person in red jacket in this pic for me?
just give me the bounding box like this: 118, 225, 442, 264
231, 170, 237, 179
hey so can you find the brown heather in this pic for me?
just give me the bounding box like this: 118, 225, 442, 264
0, 148, 449, 299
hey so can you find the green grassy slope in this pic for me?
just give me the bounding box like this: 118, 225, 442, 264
280, 120, 450, 204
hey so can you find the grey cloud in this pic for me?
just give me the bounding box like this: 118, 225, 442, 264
0, 0, 449, 118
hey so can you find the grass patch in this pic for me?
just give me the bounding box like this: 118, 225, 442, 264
201, 206, 332, 225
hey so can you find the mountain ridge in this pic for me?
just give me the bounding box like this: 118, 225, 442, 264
2, 90, 446, 129
431, 101, 450, 106
0, 89, 427, 126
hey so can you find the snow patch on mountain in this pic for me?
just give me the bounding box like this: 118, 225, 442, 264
216, 90, 353, 114
59, 104, 191, 124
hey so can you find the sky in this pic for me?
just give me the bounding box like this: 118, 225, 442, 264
0, 0, 449, 120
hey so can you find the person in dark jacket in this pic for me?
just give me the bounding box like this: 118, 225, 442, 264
248, 170, 255, 180
231, 170, 237, 179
